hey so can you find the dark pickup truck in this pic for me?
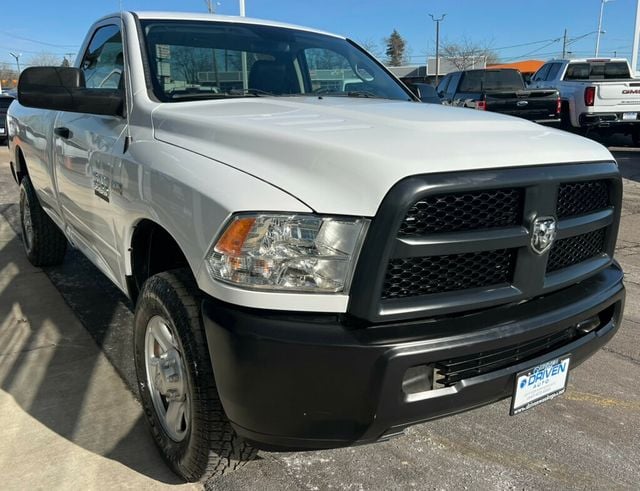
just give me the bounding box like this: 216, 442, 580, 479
436, 68, 561, 124
0, 95, 14, 144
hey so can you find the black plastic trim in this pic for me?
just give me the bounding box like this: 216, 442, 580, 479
202, 264, 625, 450
348, 162, 622, 323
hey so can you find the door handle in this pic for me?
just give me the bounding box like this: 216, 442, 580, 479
54, 127, 71, 139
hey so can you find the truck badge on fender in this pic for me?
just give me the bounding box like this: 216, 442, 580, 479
531, 216, 557, 254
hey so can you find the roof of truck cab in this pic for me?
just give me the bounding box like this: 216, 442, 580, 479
116, 11, 344, 39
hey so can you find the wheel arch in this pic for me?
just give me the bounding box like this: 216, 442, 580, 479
12, 145, 29, 184
127, 218, 197, 304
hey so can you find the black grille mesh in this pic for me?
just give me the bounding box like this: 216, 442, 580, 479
547, 229, 607, 273
399, 189, 523, 236
382, 249, 515, 299
433, 326, 582, 387
557, 181, 609, 218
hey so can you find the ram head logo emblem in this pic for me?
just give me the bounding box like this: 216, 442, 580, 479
531, 217, 557, 255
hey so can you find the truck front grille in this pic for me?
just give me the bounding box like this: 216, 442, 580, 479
399, 189, 523, 236
382, 249, 515, 299
347, 163, 622, 322
433, 326, 582, 388
556, 180, 609, 218
547, 228, 607, 273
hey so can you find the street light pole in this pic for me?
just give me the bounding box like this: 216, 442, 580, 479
9, 52, 21, 74
632, 0, 640, 74
429, 14, 446, 85
595, 0, 613, 57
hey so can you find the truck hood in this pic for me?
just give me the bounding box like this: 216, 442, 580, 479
152, 97, 613, 216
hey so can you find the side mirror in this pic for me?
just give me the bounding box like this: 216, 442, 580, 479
18, 67, 124, 117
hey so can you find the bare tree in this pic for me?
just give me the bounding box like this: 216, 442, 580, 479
440, 37, 499, 70
173, 47, 213, 85
28, 52, 62, 67
385, 30, 408, 66
357, 38, 382, 58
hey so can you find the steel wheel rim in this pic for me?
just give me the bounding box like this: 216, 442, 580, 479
21, 196, 33, 251
144, 315, 191, 442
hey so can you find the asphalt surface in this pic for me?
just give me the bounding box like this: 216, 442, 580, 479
1, 137, 639, 490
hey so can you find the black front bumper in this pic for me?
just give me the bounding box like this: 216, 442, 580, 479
202, 264, 625, 451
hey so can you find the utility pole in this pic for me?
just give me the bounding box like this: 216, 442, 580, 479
562, 29, 568, 58
429, 14, 446, 84
205, 0, 215, 13
632, 0, 640, 74
595, 0, 613, 57
9, 52, 21, 74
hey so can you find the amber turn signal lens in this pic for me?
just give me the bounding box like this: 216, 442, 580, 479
214, 217, 255, 256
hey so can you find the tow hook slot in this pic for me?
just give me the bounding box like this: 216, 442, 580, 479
576, 316, 600, 334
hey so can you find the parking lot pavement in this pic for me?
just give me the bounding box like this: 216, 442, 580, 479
0, 143, 639, 490
0, 147, 197, 490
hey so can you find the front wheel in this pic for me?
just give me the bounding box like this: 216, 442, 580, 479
19, 176, 67, 266
133, 269, 256, 482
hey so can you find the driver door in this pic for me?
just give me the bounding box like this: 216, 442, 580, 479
53, 22, 127, 283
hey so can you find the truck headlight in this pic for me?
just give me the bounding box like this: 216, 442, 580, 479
206, 214, 369, 293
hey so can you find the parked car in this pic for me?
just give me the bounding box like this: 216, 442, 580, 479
529, 58, 640, 142
0, 94, 14, 144
410, 82, 442, 104
7, 12, 625, 482
436, 68, 561, 123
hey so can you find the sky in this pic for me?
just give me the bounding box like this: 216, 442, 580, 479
1, 0, 640, 69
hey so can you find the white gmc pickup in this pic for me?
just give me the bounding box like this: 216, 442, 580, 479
530, 58, 640, 141
6, 12, 625, 482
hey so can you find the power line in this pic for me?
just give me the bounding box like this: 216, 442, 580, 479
503, 38, 562, 61
0, 45, 70, 56
0, 30, 79, 48
491, 38, 563, 52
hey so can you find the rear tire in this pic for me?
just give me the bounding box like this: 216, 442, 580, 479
133, 269, 256, 482
19, 176, 67, 266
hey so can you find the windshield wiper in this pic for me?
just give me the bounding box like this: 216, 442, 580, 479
168, 92, 244, 101
228, 88, 278, 97
317, 90, 385, 99
346, 90, 382, 98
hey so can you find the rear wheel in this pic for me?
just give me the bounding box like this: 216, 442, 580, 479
19, 176, 67, 266
133, 269, 256, 482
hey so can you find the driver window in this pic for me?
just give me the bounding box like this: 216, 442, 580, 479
81, 25, 124, 90
304, 48, 361, 92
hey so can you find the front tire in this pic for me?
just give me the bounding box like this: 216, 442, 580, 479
19, 176, 67, 266
133, 269, 256, 482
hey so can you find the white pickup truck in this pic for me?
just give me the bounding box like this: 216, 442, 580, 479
530, 58, 640, 142
6, 12, 626, 482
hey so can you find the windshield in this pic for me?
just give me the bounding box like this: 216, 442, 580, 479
458, 70, 524, 92
564, 61, 632, 81
140, 20, 412, 102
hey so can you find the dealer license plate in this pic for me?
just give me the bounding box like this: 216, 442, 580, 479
510, 356, 570, 415
623, 112, 638, 120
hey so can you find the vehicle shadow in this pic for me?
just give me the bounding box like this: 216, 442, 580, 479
0, 202, 185, 485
